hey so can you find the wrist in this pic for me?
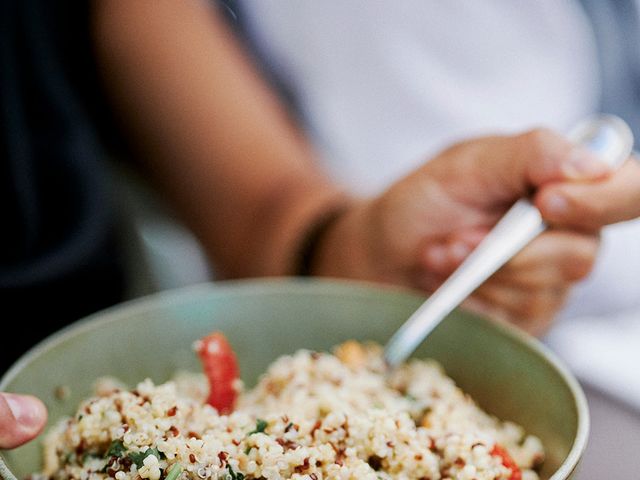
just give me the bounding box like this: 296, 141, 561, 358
263, 186, 351, 277
307, 199, 383, 281
294, 203, 351, 276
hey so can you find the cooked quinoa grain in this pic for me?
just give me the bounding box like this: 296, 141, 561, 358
40, 343, 544, 480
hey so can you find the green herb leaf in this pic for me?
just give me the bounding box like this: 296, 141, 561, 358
128, 447, 163, 468
248, 419, 268, 435
244, 446, 252, 455
106, 439, 127, 458
165, 463, 183, 480
227, 466, 245, 480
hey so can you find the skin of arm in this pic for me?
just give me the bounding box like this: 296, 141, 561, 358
92, 0, 348, 278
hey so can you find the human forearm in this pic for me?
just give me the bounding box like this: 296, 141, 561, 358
92, 0, 347, 277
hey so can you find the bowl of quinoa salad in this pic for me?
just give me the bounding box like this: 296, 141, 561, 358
0, 279, 588, 480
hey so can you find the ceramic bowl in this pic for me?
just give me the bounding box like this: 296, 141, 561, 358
0, 279, 588, 479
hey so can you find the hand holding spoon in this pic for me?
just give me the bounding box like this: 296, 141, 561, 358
384, 115, 634, 368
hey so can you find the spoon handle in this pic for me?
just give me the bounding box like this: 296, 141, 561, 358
384, 115, 634, 367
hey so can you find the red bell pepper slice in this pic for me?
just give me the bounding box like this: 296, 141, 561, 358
491, 444, 522, 480
196, 332, 239, 414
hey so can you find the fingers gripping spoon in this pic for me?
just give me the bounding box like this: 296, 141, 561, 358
384, 115, 634, 368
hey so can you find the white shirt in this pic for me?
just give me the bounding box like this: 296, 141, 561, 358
240, 0, 600, 194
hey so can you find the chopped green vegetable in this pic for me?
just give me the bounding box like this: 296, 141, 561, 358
165, 463, 183, 480
128, 447, 164, 468
244, 446, 252, 455
227, 466, 245, 480
106, 439, 126, 458
248, 419, 268, 435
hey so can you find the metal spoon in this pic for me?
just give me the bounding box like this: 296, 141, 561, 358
384, 115, 634, 367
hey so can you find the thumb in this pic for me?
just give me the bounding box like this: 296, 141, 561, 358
0, 393, 47, 449
427, 128, 612, 210
514, 128, 612, 187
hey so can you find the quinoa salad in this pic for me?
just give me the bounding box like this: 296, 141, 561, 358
39, 335, 544, 480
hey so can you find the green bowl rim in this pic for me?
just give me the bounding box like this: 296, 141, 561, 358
0, 278, 589, 480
